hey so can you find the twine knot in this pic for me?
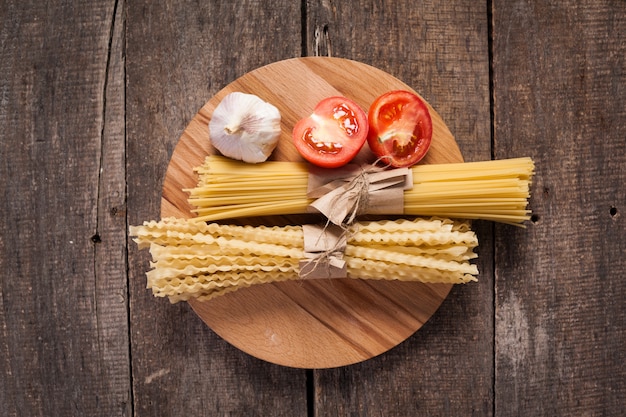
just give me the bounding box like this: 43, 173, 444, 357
299, 224, 348, 279
306, 162, 413, 226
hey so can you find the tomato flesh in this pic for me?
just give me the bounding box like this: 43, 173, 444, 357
367, 90, 433, 168
293, 97, 368, 168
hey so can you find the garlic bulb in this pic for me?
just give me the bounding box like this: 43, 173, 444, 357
208, 92, 282, 163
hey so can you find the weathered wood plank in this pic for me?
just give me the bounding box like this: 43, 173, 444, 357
306, 1, 494, 415
125, 1, 309, 415
0, 2, 130, 416
3, 1, 622, 415
492, 1, 626, 415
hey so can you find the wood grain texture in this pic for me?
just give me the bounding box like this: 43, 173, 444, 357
306, 1, 495, 415
492, 1, 626, 415
2, 0, 624, 415
125, 1, 309, 415
0, 2, 130, 416
159, 57, 462, 369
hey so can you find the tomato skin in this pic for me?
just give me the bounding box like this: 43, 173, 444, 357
367, 90, 433, 168
292, 96, 369, 168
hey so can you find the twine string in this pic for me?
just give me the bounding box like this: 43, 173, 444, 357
326, 158, 392, 226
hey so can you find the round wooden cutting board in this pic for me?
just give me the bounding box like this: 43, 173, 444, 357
160, 57, 464, 369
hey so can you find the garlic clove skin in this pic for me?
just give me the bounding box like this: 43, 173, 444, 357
209, 92, 282, 163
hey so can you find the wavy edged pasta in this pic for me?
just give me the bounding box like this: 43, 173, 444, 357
130, 216, 479, 303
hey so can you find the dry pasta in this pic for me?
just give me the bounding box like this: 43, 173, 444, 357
130, 216, 479, 303
186, 155, 534, 225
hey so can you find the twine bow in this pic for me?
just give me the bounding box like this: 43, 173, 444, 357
298, 224, 347, 279
306, 163, 413, 226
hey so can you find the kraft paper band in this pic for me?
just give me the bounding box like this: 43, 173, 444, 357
298, 223, 347, 279
306, 164, 413, 225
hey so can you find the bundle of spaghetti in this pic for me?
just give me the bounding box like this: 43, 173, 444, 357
186, 155, 534, 225
129, 216, 478, 303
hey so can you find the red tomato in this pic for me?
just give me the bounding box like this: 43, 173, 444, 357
367, 90, 433, 168
292, 96, 369, 168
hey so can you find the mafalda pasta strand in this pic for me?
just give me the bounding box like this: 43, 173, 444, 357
129, 217, 479, 303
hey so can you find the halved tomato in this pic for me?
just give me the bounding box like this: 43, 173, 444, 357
367, 90, 433, 168
292, 96, 368, 168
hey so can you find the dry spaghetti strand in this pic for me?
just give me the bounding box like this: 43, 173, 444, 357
187, 155, 534, 225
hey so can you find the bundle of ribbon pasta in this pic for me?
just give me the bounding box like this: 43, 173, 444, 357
187, 155, 535, 226
130, 216, 478, 303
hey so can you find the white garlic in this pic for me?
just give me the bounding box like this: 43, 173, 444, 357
208, 92, 281, 163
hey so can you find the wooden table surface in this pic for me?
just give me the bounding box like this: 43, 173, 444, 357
1, 1, 624, 416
